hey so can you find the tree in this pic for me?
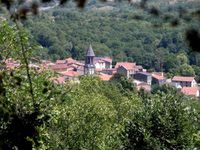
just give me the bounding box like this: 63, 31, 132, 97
179, 64, 195, 76
177, 53, 189, 65
0, 21, 58, 150
110, 73, 136, 96
45, 76, 139, 149
123, 92, 198, 149
70, 44, 79, 59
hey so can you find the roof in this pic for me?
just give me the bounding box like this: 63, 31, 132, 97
96, 60, 105, 63
56, 60, 66, 64
135, 72, 151, 76
101, 57, 112, 63
86, 44, 95, 57
181, 86, 199, 97
172, 76, 195, 82
60, 71, 80, 77
51, 64, 72, 71
115, 62, 136, 70
66, 57, 76, 63
102, 68, 116, 71
98, 74, 112, 81
94, 57, 112, 63
152, 73, 165, 80
135, 65, 143, 69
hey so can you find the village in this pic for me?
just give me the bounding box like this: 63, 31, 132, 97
4, 44, 200, 98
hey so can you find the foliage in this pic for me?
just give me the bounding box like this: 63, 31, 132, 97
151, 84, 179, 95
21, 1, 200, 78
110, 73, 136, 95
123, 92, 199, 149
44, 76, 139, 149
0, 21, 57, 150
0, 2, 200, 149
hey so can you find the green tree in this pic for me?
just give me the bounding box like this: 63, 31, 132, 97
70, 44, 79, 59
110, 73, 136, 95
46, 76, 139, 149
179, 64, 195, 76
123, 92, 198, 149
177, 53, 189, 65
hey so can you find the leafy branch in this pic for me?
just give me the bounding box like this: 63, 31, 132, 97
14, 20, 36, 110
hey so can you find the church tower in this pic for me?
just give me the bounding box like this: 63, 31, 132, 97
84, 44, 95, 75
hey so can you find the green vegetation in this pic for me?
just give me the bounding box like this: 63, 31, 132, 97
0, 1, 200, 149
0, 22, 199, 149
22, 0, 200, 79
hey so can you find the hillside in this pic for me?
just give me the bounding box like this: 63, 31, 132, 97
23, 0, 200, 78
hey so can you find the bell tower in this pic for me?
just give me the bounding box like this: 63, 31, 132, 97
84, 44, 95, 75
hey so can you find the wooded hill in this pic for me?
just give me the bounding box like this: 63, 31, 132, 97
22, 0, 200, 79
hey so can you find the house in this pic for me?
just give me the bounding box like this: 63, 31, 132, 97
133, 72, 152, 85
94, 57, 112, 71
172, 76, 197, 88
115, 62, 143, 78
49, 58, 84, 73
41, 60, 55, 69
152, 72, 166, 85
60, 71, 80, 81
115, 62, 137, 78
181, 86, 200, 97
50, 64, 73, 72
101, 68, 117, 75
115, 62, 136, 69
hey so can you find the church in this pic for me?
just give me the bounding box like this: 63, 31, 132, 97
84, 44, 95, 75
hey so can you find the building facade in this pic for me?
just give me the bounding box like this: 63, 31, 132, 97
172, 76, 197, 88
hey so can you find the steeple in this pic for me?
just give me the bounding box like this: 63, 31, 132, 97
84, 44, 95, 75
86, 44, 95, 57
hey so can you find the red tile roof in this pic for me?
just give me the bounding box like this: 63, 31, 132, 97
60, 71, 80, 77
181, 86, 199, 97
51, 64, 70, 70
152, 73, 165, 80
172, 76, 195, 82
100, 57, 112, 63
68, 62, 84, 67
98, 74, 112, 81
115, 62, 136, 70
97, 60, 105, 63
66, 58, 76, 63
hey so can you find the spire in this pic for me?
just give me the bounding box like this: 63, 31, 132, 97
86, 44, 95, 57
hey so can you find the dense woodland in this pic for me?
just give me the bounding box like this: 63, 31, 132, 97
20, 0, 200, 80
0, 0, 200, 149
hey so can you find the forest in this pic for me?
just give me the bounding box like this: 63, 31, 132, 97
20, 0, 200, 80
0, 0, 200, 149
